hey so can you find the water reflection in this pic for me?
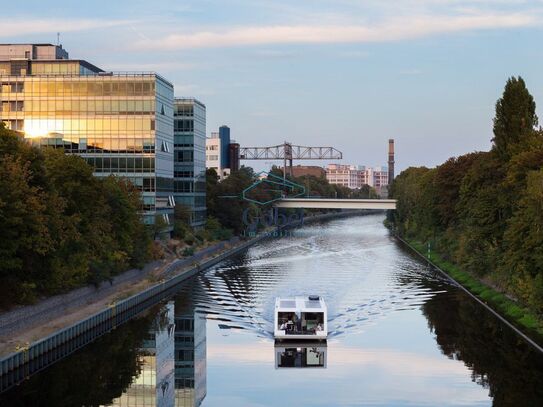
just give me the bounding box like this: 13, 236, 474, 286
274, 342, 327, 368
2, 214, 543, 406
422, 289, 543, 406
0, 310, 156, 406
106, 299, 207, 407
106, 302, 176, 406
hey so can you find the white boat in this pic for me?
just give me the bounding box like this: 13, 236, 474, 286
274, 296, 327, 340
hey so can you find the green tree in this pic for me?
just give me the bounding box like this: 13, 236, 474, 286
492, 76, 539, 161
500, 169, 543, 311
0, 124, 152, 307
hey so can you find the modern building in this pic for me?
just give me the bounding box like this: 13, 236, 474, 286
0, 43, 175, 227
205, 125, 233, 179
173, 98, 206, 228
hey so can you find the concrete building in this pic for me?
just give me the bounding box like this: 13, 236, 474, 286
173, 98, 206, 228
372, 166, 389, 189
205, 125, 233, 179
326, 163, 389, 191
326, 164, 366, 189
0, 43, 175, 227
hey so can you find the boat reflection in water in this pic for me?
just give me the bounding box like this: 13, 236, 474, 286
106, 299, 207, 407
274, 342, 327, 369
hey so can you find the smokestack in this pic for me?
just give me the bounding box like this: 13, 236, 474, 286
388, 139, 395, 184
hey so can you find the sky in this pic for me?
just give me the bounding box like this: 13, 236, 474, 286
2, 0, 543, 172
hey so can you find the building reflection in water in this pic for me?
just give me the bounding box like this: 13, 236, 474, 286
175, 305, 207, 407
106, 300, 207, 407
274, 342, 327, 369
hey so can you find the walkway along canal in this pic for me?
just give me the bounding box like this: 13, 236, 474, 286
1, 214, 543, 406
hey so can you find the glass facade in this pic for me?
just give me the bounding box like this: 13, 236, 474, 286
0, 66, 175, 226
173, 98, 206, 228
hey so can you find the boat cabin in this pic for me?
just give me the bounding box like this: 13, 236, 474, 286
274, 296, 327, 340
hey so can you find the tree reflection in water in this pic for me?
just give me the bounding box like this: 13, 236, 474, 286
421, 288, 543, 406
0, 309, 156, 407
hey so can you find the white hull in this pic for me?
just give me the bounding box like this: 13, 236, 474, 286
274, 296, 328, 340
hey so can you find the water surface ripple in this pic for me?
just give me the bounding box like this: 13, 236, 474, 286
2, 214, 543, 406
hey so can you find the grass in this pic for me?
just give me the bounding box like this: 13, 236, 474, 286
406, 237, 543, 338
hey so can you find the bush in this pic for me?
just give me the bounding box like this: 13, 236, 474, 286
182, 247, 195, 257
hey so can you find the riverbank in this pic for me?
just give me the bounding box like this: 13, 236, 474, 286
396, 234, 543, 350
0, 209, 369, 365
0, 237, 243, 359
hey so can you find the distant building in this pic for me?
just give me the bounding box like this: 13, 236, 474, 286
326, 164, 366, 189
282, 165, 326, 178
326, 163, 389, 191
173, 98, 206, 228
372, 166, 389, 189
228, 142, 240, 172
0, 43, 175, 227
205, 125, 234, 179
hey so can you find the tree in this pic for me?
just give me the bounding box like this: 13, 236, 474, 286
500, 169, 543, 311
0, 124, 153, 307
492, 76, 539, 161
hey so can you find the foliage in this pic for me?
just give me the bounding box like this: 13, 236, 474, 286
0, 124, 152, 307
389, 76, 543, 316
206, 166, 257, 233
492, 76, 538, 161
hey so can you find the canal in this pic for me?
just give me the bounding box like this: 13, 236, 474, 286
1, 214, 543, 406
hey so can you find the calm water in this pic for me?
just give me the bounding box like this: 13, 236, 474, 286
2, 214, 543, 406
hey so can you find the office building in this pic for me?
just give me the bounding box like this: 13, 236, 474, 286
205, 125, 233, 179
173, 98, 206, 228
0, 43, 175, 227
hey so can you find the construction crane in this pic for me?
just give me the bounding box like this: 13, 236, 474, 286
239, 142, 343, 183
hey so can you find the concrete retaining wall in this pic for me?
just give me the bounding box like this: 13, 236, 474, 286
0, 235, 266, 393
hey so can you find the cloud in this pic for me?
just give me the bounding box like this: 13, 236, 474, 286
134, 11, 539, 51
254, 49, 298, 58
0, 18, 133, 38
107, 61, 197, 71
